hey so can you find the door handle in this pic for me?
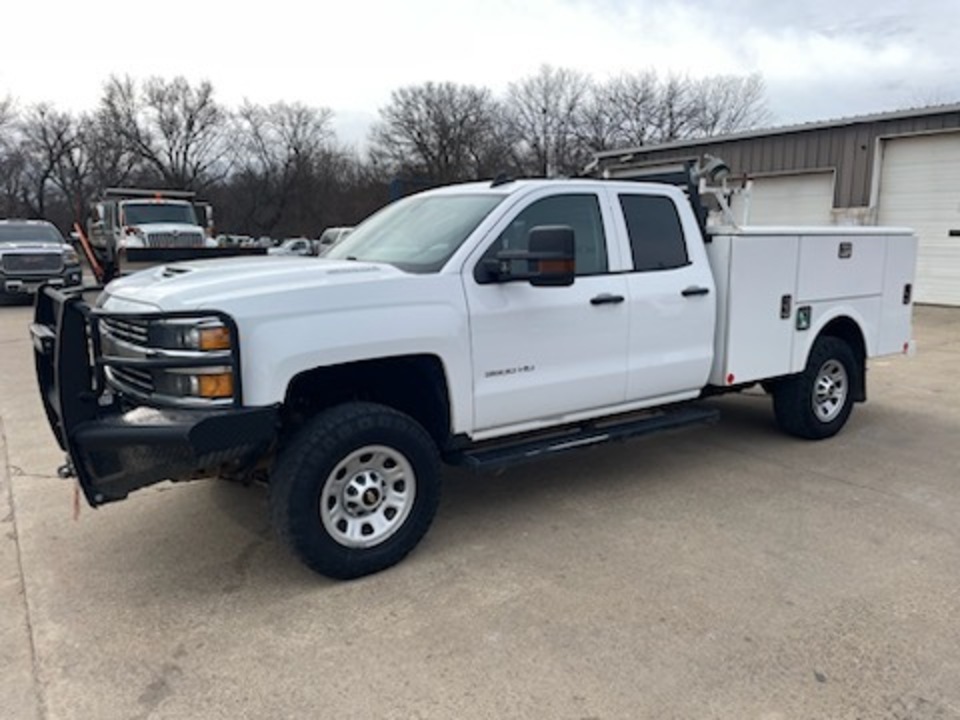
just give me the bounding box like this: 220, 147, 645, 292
681, 286, 710, 297
590, 293, 625, 306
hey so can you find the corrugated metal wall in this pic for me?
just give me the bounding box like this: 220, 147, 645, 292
594, 110, 960, 208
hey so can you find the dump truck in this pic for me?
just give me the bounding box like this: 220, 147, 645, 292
80, 188, 265, 282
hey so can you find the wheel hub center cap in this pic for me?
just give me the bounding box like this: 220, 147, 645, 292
344, 470, 385, 516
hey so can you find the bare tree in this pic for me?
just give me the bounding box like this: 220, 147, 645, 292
0, 69, 770, 235
0, 97, 26, 217
370, 82, 503, 183
506, 65, 591, 176
686, 74, 770, 137
0, 96, 13, 140
575, 73, 654, 155
596, 70, 770, 148
17, 104, 81, 218
226, 101, 335, 235
600, 71, 660, 148
99, 75, 229, 189
79, 109, 145, 194
237, 101, 333, 175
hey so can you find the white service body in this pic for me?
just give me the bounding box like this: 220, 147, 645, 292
706, 226, 917, 387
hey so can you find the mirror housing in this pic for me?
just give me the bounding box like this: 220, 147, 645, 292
483, 225, 575, 286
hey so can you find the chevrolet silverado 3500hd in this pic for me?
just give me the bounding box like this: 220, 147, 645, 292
31, 176, 917, 579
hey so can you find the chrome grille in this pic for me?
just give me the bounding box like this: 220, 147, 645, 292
100, 317, 149, 346
96, 312, 237, 407
145, 231, 205, 248
107, 366, 155, 394
2, 253, 63, 274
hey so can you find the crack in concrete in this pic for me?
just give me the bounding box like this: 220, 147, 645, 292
0, 417, 48, 720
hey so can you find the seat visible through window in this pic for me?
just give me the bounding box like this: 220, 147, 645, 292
484, 193, 608, 276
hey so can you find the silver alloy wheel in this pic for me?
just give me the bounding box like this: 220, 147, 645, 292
319, 444, 417, 549
812, 359, 848, 423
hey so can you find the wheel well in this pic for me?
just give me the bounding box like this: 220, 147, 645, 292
819, 317, 867, 401
282, 355, 451, 447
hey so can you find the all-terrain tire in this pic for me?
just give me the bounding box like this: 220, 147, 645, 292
772, 336, 860, 440
270, 402, 441, 579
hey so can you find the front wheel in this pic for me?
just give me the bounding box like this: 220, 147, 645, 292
772, 336, 859, 440
270, 402, 441, 579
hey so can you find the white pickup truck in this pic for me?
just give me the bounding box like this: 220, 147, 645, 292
31, 176, 917, 579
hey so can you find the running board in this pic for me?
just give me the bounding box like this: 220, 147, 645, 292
449, 404, 719, 471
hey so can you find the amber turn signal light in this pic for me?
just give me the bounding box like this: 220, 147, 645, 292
196, 372, 234, 398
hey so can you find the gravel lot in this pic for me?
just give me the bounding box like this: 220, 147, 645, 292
2, 298, 959, 720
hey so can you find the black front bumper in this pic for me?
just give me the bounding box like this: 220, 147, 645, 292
31, 285, 278, 506
2, 265, 82, 294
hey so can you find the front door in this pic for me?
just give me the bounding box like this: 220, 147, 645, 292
464, 190, 629, 432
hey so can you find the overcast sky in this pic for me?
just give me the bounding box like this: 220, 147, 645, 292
2, 0, 957, 147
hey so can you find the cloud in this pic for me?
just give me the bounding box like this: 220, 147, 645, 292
1, 0, 958, 140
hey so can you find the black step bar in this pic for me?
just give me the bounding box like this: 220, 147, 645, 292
449, 404, 719, 471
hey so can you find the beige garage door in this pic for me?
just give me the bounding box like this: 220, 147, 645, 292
731, 171, 835, 226
877, 132, 960, 305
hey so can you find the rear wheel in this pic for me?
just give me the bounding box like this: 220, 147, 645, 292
773, 336, 859, 439
270, 402, 441, 579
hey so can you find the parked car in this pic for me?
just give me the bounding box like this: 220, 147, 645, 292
216, 234, 254, 248
316, 226, 353, 255
268, 237, 316, 256
0, 220, 82, 299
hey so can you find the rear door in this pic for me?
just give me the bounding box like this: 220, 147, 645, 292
613, 190, 716, 402
463, 188, 630, 432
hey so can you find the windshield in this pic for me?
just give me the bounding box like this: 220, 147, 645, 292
326, 194, 505, 272
121, 202, 198, 226
0, 224, 63, 244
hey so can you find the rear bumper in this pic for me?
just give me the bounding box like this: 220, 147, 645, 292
31, 284, 278, 506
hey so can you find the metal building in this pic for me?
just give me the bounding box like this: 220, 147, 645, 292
590, 104, 960, 305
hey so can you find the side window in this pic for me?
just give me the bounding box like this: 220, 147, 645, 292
619, 194, 690, 272
483, 194, 608, 276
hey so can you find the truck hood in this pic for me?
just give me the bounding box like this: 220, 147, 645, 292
103, 256, 405, 310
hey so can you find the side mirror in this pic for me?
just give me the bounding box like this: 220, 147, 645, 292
482, 225, 575, 286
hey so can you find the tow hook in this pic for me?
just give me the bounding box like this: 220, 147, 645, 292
57, 458, 76, 479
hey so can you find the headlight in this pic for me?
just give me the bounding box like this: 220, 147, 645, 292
99, 313, 238, 406
149, 319, 235, 401
63, 246, 80, 265
154, 367, 235, 399
151, 318, 232, 351
195, 325, 232, 350
118, 228, 145, 250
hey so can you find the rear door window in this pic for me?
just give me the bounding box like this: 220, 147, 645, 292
619, 194, 690, 272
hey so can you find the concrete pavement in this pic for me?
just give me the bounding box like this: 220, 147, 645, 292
1, 301, 959, 719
